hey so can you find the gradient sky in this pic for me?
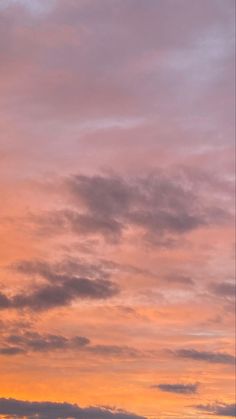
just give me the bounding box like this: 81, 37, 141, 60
0, 1, 235, 418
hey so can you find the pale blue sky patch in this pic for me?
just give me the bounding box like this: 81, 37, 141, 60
0, 0, 55, 14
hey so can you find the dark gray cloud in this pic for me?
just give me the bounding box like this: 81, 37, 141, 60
0, 346, 26, 355
0, 259, 119, 312
34, 172, 231, 244
0, 292, 11, 309
152, 383, 198, 394
195, 402, 236, 417
66, 210, 124, 242
13, 277, 118, 311
209, 281, 235, 298
0, 330, 139, 359
67, 175, 132, 218
6, 331, 89, 352
174, 348, 235, 365
65, 173, 204, 240
0, 331, 87, 355
0, 397, 146, 419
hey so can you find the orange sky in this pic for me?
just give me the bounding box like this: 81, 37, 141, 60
0, 1, 235, 418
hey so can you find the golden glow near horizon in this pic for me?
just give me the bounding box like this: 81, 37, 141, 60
0, 1, 235, 418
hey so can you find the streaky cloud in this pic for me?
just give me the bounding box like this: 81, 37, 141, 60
152, 383, 198, 394
0, 330, 140, 359
174, 348, 235, 365
195, 402, 236, 417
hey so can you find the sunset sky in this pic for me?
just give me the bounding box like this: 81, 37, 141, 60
0, 1, 235, 418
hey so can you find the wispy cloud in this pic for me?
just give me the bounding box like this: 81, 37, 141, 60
152, 383, 198, 395
195, 402, 236, 417
174, 348, 235, 365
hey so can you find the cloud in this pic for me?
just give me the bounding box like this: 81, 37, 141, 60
6, 331, 88, 352
32, 171, 231, 244
195, 402, 236, 417
0, 346, 26, 355
174, 348, 235, 365
0, 0, 233, 126
0, 258, 119, 312
152, 383, 198, 394
59, 210, 124, 243
14, 258, 111, 282
13, 277, 118, 311
0, 397, 146, 419
0, 292, 11, 309
66, 173, 204, 238
209, 281, 235, 297
0, 330, 139, 359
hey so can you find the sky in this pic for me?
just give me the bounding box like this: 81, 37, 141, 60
0, 0, 235, 418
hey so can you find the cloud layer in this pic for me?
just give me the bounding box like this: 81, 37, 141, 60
0, 398, 146, 419
0, 0, 234, 418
